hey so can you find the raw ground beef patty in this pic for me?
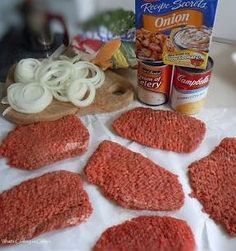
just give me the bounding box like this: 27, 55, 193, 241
94, 216, 195, 251
85, 140, 184, 211
0, 115, 89, 170
0, 170, 92, 245
113, 107, 206, 153
189, 138, 236, 235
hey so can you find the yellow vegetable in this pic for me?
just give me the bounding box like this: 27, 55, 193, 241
112, 49, 129, 69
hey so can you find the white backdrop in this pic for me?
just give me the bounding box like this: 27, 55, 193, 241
213, 0, 236, 41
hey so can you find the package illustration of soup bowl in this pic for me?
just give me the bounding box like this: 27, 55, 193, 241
135, 0, 219, 69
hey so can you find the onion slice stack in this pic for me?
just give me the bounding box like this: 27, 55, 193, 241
4, 55, 105, 115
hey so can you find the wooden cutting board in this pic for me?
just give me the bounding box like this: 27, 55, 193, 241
0, 64, 134, 125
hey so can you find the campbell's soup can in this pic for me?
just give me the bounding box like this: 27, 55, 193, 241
137, 61, 173, 106
171, 57, 214, 115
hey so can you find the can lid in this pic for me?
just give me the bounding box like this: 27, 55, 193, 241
139, 60, 165, 67
177, 56, 214, 73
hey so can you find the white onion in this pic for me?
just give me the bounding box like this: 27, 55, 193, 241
74, 61, 105, 89
9, 55, 105, 112
67, 80, 88, 101
67, 79, 96, 107
59, 54, 82, 64
52, 88, 69, 102
14, 59, 41, 83
2, 107, 12, 117
75, 67, 89, 79
37, 61, 77, 90
7, 83, 53, 114
1, 97, 9, 105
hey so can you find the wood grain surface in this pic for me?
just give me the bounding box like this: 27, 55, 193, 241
0, 64, 134, 125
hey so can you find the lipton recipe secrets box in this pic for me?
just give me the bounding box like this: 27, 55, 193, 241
135, 0, 219, 69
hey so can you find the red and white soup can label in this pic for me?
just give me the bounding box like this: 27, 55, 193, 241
171, 57, 214, 115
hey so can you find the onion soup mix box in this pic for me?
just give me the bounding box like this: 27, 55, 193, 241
135, 0, 219, 69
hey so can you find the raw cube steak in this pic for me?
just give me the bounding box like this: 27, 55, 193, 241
0, 171, 92, 244
0, 116, 89, 170
85, 140, 184, 211
113, 107, 206, 153
189, 138, 236, 235
94, 216, 195, 251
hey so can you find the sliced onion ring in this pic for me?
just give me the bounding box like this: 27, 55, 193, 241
2, 107, 12, 117
75, 67, 89, 79
7, 83, 53, 114
1, 97, 9, 105
67, 79, 96, 107
59, 54, 82, 64
36, 61, 76, 90
74, 61, 105, 89
14, 59, 41, 83
52, 89, 69, 102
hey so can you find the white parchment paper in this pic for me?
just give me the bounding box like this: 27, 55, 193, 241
0, 102, 236, 251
